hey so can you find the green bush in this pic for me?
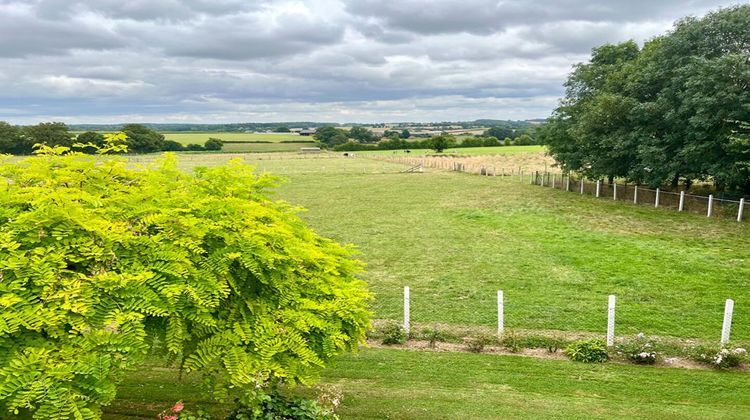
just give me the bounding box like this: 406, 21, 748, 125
379, 321, 407, 345
204, 138, 224, 151
616, 333, 658, 364
0, 140, 370, 419
466, 334, 495, 353
500, 330, 522, 353
421, 327, 451, 348
689, 345, 747, 369
565, 339, 609, 363
228, 388, 339, 420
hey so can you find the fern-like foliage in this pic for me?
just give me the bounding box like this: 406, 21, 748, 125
0, 150, 371, 418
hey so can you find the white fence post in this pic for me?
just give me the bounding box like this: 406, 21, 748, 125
566, 175, 571, 191
738, 198, 745, 222
707, 194, 713, 217
721, 299, 734, 345
497, 290, 504, 337
596, 180, 601, 198
634, 185, 638, 204
580, 179, 584, 194
613, 183, 617, 201
552, 173, 556, 189
607, 295, 616, 347
403, 286, 410, 335
679, 191, 685, 211
655, 188, 660, 208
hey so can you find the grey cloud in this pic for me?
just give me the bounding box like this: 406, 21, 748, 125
0, 0, 740, 123
345, 0, 729, 35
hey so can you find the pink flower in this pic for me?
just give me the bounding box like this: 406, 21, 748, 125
172, 401, 184, 413
163, 416, 177, 420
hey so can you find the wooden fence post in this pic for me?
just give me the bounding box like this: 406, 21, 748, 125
613, 183, 617, 201
655, 188, 660, 208
596, 180, 601, 198
403, 286, 410, 335
634, 186, 638, 204
580, 179, 585, 195
679, 191, 685, 211
707, 194, 713, 217
497, 290, 504, 337
607, 295, 616, 347
552, 174, 556, 189
566, 174, 570, 191
721, 299, 734, 345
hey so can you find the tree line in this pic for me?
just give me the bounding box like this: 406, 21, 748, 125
0, 122, 223, 154
313, 125, 538, 152
539, 5, 750, 193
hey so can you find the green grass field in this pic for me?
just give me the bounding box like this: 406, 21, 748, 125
162, 132, 306, 144
108, 348, 750, 419
107, 153, 750, 418
359, 145, 545, 156
124, 153, 750, 341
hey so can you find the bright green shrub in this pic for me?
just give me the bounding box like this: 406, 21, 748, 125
565, 339, 609, 363
378, 321, 407, 345
0, 142, 371, 418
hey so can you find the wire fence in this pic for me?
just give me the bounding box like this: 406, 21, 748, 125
375, 286, 750, 350
532, 171, 747, 222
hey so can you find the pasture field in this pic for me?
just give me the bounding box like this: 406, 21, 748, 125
359, 145, 545, 156
108, 152, 750, 418
126, 152, 750, 342
108, 348, 750, 419
162, 131, 307, 144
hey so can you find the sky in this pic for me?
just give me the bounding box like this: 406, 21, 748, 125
0, 0, 742, 124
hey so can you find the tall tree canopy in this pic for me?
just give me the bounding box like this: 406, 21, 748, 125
540, 5, 750, 192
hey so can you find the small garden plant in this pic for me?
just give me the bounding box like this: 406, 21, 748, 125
616, 333, 659, 364
379, 321, 407, 345
690, 345, 748, 369
565, 339, 609, 363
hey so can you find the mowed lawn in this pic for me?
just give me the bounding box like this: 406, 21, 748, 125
108, 348, 750, 419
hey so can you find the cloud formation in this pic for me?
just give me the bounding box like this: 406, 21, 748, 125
0, 0, 740, 123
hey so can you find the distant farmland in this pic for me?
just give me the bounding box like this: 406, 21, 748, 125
162, 132, 315, 153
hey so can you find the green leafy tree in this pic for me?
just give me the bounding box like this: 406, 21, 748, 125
121, 123, 165, 153
347, 126, 376, 143
484, 126, 514, 140
0, 121, 31, 154
313, 126, 348, 148
204, 138, 224, 151
0, 144, 370, 419
543, 5, 750, 192
401, 129, 411, 139
76, 131, 106, 154
273, 126, 291, 133
22, 122, 74, 149
161, 140, 185, 151
430, 135, 454, 153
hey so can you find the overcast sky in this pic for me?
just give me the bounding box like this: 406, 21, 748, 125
0, 0, 741, 124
